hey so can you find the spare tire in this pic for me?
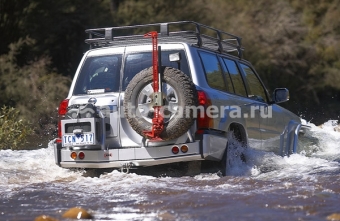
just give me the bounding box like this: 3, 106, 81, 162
124, 66, 198, 141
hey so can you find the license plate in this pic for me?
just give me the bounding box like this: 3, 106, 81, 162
62, 133, 94, 146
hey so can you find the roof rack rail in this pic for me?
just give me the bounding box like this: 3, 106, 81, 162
85, 21, 244, 58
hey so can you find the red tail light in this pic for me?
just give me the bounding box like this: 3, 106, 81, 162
196, 91, 213, 133
58, 99, 69, 116
172, 146, 179, 154
57, 99, 69, 143
78, 152, 85, 160
198, 90, 209, 106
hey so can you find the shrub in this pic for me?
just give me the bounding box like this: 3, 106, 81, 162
0, 106, 33, 150
0, 38, 71, 147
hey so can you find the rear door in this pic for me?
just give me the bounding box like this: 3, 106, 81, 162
223, 59, 262, 147
70, 48, 124, 140
197, 51, 262, 147
119, 44, 192, 147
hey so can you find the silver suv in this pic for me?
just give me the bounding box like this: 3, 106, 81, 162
54, 21, 307, 175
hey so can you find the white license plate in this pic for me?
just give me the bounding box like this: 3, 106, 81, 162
62, 133, 94, 146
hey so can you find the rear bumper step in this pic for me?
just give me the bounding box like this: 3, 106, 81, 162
60, 154, 203, 169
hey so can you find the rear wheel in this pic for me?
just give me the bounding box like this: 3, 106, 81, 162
124, 66, 198, 140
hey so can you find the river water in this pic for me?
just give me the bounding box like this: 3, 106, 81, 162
1, 120, 340, 221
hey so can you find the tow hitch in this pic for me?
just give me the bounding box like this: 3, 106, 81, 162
120, 162, 134, 173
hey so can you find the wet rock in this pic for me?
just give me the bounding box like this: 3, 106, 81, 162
34, 215, 59, 221
62, 207, 93, 219
327, 213, 340, 220
334, 125, 340, 132
158, 212, 176, 220
318, 121, 340, 132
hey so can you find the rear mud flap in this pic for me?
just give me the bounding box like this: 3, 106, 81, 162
53, 141, 62, 166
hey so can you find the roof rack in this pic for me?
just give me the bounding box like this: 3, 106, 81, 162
85, 21, 244, 58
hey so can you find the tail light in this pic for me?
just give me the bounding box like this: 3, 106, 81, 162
70, 151, 77, 160
196, 90, 213, 133
56, 99, 69, 143
172, 146, 179, 154
180, 145, 188, 153
78, 152, 85, 160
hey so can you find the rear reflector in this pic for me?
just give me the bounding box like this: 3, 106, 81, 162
172, 146, 179, 154
78, 152, 85, 160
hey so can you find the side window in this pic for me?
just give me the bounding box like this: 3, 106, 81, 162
240, 63, 268, 102
219, 57, 235, 93
222, 58, 247, 97
199, 51, 226, 91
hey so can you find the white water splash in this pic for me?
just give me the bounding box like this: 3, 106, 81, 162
0, 121, 340, 221
0, 120, 339, 187
0, 141, 82, 189
244, 120, 340, 181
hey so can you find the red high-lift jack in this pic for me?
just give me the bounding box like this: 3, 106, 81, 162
143, 31, 164, 141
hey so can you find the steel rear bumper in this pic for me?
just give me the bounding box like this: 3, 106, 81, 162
55, 141, 202, 169
60, 154, 203, 169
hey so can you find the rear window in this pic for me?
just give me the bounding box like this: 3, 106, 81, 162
73, 54, 122, 95
73, 50, 190, 94
122, 50, 190, 90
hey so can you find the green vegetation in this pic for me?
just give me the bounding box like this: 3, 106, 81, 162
0, 106, 32, 150
0, 0, 339, 149
208, 0, 340, 120
0, 37, 71, 148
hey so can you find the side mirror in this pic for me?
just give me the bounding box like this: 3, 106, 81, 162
273, 88, 289, 103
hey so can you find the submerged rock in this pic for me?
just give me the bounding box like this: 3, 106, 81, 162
34, 215, 59, 221
327, 213, 340, 221
334, 126, 340, 132
62, 207, 93, 219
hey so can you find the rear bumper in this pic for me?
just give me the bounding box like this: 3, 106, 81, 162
54, 141, 202, 169
60, 154, 203, 169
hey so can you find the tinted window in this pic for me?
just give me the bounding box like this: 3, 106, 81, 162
73, 54, 122, 95
222, 58, 247, 96
240, 63, 268, 102
199, 52, 226, 91
122, 50, 190, 90
219, 57, 234, 93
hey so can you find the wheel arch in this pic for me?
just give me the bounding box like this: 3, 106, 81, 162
228, 122, 248, 146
